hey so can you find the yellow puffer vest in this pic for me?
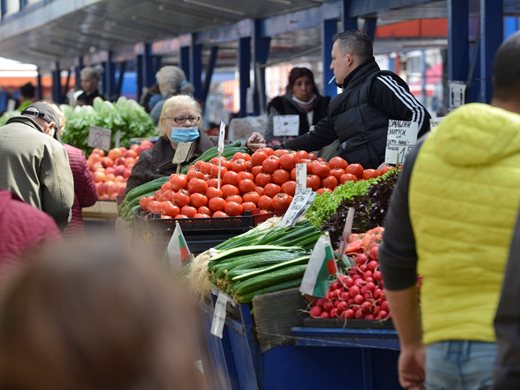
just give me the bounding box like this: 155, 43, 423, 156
409, 103, 520, 344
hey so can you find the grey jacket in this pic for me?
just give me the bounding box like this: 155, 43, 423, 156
0, 116, 74, 229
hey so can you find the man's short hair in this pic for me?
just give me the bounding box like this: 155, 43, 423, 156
493, 31, 520, 101
20, 82, 35, 99
333, 30, 373, 63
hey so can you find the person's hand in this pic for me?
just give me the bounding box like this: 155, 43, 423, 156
398, 345, 425, 390
246, 132, 266, 152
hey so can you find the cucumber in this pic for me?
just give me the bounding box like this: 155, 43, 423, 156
232, 264, 308, 296
235, 278, 303, 303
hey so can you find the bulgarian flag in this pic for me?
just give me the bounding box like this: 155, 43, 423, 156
163, 221, 192, 269
299, 233, 336, 297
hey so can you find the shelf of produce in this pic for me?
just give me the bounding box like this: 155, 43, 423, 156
82, 201, 118, 220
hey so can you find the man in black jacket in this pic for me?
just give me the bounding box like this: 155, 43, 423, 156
248, 30, 430, 168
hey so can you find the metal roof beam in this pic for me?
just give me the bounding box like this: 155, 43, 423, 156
347, 0, 437, 17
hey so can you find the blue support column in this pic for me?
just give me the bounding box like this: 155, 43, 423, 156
238, 37, 251, 117
504, 17, 518, 40
51, 62, 61, 103
342, 0, 358, 31
153, 55, 162, 75
143, 43, 154, 88
62, 69, 71, 103
75, 57, 83, 90
202, 46, 219, 107
36, 68, 43, 100
180, 46, 190, 81
252, 19, 270, 115
116, 61, 127, 98
136, 54, 144, 102
480, 0, 503, 102
105, 51, 116, 100
322, 18, 338, 97
466, 18, 481, 103
190, 40, 203, 101
363, 17, 377, 42
448, 0, 469, 83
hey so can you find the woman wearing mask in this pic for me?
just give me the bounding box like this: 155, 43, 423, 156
125, 95, 214, 194
265, 67, 330, 145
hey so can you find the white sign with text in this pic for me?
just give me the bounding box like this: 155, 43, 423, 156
88, 127, 112, 151
385, 120, 419, 165
273, 115, 299, 137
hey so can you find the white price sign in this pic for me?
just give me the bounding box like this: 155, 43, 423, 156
449, 81, 466, 111
384, 120, 419, 165
172, 142, 193, 164
295, 163, 307, 194
279, 188, 314, 227
429, 117, 444, 131
210, 291, 233, 339
273, 115, 299, 137
88, 126, 112, 151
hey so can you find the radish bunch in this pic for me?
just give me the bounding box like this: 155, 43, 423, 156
309, 227, 391, 321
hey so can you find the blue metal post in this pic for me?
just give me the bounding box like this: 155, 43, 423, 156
116, 61, 127, 98
190, 39, 203, 101
466, 18, 481, 103
52, 62, 61, 104
322, 18, 338, 96
363, 17, 377, 42
252, 19, 270, 115
448, 0, 469, 83
153, 55, 162, 75
143, 43, 154, 88
136, 54, 144, 102
105, 50, 116, 100
480, 0, 503, 102
504, 17, 518, 40
75, 56, 83, 90
239, 37, 251, 117
342, 0, 358, 31
180, 46, 190, 81
36, 68, 42, 100
62, 69, 71, 103
202, 46, 219, 107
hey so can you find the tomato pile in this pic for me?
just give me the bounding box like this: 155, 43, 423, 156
87, 140, 153, 200
139, 148, 389, 219
309, 227, 391, 321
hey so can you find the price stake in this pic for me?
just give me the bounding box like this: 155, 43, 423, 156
295, 163, 307, 194
210, 291, 233, 339
88, 126, 112, 151
384, 120, 418, 165
337, 208, 355, 261
217, 121, 226, 190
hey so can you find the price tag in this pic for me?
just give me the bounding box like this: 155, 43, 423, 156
88, 126, 112, 151
384, 120, 419, 165
295, 163, 307, 194
210, 291, 232, 339
449, 81, 466, 111
273, 115, 299, 137
114, 130, 122, 148
337, 208, 355, 260
218, 121, 226, 154
429, 117, 443, 130
172, 142, 193, 164
280, 188, 313, 227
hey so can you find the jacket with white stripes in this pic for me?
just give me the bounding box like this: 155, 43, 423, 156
284, 58, 430, 168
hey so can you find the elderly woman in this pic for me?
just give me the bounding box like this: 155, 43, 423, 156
126, 95, 214, 194
150, 66, 194, 125
76, 66, 103, 106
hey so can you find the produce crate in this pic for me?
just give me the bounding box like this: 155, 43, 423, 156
303, 318, 394, 329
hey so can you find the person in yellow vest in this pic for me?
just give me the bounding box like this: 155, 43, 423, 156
379, 31, 520, 390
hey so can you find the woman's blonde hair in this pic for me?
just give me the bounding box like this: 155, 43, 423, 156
158, 95, 202, 137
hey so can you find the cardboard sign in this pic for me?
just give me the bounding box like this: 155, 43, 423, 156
385, 120, 419, 165
172, 142, 193, 164
273, 115, 299, 137
88, 126, 112, 151
449, 82, 466, 111
210, 291, 233, 339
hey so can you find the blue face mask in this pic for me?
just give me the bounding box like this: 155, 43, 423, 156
170, 127, 200, 143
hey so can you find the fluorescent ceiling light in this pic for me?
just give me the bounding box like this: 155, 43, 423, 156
182, 0, 245, 16
268, 0, 292, 4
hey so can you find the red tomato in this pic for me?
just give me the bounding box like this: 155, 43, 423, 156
254, 173, 272, 187
241, 201, 257, 212
225, 201, 243, 216
271, 193, 292, 213
258, 195, 273, 210
263, 183, 282, 198
169, 174, 188, 191
232, 152, 249, 161
243, 192, 260, 205
340, 173, 358, 184
255, 186, 264, 196
161, 201, 180, 218
175, 214, 189, 219
198, 161, 212, 174
210, 156, 227, 165
377, 165, 393, 176
262, 147, 275, 156
173, 190, 191, 208
272, 169, 290, 185
328, 156, 348, 170
362, 169, 378, 180
198, 206, 211, 215
311, 161, 331, 179
279, 153, 296, 171
307, 152, 318, 160
251, 166, 263, 176
238, 171, 254, 181
346, 163, 364, 179
207, 178, 219, 188
322, 175, 338, 190
194, 213, 210, 218
262, 156, 280, 173
290, 168, 297, 181
330, 168, 345, 181
281, 181, 296, 196
190, 193, 208, 208
223, 171, 240, 186
210, 164, 228, 178
206, 187, 223, 199
317, 188, 333, 194
306, 174, 321, 191
221, 184, 240, 198
212, 211, 228, 218
273, 149, 290, 157
139, 195, 154, 210
226, 195, 243, 204
181, 205, 197, 218
188, 178, 208, 194
238, 179, 256, 194
230, 158, 248, 172
294, 150, 309, 162
186, 169, 204, 181
251, 150, 268, 166
208, 197, 226, 212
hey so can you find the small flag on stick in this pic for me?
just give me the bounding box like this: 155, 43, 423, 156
299, 233, 336, 297
163, 221, 192, 269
